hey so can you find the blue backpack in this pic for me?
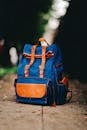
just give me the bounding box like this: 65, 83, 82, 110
14, 38, 71, 105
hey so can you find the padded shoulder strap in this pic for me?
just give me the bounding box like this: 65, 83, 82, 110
39, 46, 47, 78
24, 45, 37, 77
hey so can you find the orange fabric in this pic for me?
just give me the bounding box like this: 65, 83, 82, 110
16, 83, 46, 98
24, 45, 37, 77
39, 46, 47, 78
60, 77, 69, 86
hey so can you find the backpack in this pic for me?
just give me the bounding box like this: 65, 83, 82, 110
14, 38, 72, 105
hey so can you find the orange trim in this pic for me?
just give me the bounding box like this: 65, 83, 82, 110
24, 45, 37, 77
16, 83, 46, 98
38, 37, 49, 46
60, 76, 69, 86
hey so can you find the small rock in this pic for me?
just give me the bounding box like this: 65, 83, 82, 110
3, 95, 7, 100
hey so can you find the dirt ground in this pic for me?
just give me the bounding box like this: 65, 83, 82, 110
0, 74, 87, 130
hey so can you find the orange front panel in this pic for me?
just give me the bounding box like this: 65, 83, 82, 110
16, 83, 47, 98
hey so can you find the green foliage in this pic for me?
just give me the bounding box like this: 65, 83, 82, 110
28, 0, 53, 42
0, 67, 17, 78
38, 0, 53, 13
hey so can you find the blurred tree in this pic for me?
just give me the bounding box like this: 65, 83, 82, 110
55, 0, 87, 81
0, 0, 53, 66
0, 0, 53, 43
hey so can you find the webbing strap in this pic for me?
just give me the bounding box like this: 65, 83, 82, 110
24, 45, 37, 77
39, 46, 47, 78
23, 51, 54, 59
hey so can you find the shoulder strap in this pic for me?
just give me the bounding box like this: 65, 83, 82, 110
39, 46, 47, 78
24, 45, 37, 77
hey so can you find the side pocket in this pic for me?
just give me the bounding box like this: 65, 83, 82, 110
55, 83, 67, 105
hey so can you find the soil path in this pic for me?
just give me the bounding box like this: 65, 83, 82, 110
0, 74, 87, 130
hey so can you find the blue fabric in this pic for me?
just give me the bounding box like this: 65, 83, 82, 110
17, 77, 50, 85
17, 43, 63, 82
55, 83, 67, 105
15, 43, 66, 105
